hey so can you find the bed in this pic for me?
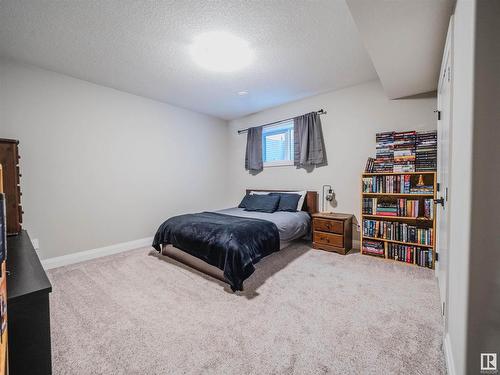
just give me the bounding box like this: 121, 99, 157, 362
152, 190, 318, 291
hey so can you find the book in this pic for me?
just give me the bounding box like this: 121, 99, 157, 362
362, 239, 384, 255
362, 198, 377, 214
388, 243, 416, 264
363, 219, 433, 245
374, 132, 395, 172
362, 175, 421, 194
371, 130, 437, 172
416, 131, 437, 171
393, 131, 416, 173
364, 157, 375, 173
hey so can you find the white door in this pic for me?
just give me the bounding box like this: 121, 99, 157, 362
436, 16, 453, 326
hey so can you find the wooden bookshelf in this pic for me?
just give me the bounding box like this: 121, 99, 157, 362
360, 171, 437, 269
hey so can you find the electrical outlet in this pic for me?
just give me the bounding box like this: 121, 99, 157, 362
32, 238, 39, 250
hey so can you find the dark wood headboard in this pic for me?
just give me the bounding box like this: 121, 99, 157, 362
245, 189, 318, 215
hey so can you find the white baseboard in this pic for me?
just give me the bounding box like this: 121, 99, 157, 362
41, 237, 153, 270
444, 333, 456, 375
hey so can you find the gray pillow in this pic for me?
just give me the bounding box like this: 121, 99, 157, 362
270, 193, 301, 212
244, 194, 280, 213
238, 194, 253, 208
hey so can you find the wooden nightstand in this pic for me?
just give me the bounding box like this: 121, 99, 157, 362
312, 213, 353, 255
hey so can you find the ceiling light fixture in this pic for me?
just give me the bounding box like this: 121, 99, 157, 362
237, 90, 249, 96
190, 31, 253, 73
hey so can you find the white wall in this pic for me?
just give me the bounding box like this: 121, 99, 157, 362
443, 1, 500, 373
445, 1, 475, 374
227, 80, 436, 245
466, 0, 500, 372
0, 60, 229, 259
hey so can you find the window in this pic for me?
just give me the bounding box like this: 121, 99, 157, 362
262, 120, 294, 167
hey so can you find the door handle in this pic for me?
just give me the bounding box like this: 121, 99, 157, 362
434, 197, 445, 207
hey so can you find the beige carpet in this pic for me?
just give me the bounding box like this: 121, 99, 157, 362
48, 242, 446, 375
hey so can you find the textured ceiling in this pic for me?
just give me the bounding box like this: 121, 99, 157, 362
0, 0, 377, 120
347, 0, 454, 99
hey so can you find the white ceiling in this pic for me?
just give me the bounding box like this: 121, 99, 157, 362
347, 0, 454, 99
0, 0, 378, 120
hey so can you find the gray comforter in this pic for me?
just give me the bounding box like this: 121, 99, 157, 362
217, 207, 311, 242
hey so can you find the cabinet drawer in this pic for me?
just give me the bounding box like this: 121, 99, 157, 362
313, 231, 344, 248
313, 218, 343, 234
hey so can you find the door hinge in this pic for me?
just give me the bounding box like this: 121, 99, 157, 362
437, 183, 440, 192
435, 252, 439, 262
434, 110, 441, 120
442, 302, 445, 316
445, 187, 448, 202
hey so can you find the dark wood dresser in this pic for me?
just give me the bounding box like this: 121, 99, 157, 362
7, 231, 52, 375
312, 213, 353, 255
0, 139, 22, 235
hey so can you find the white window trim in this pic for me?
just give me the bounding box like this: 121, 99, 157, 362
262, 120, 294, 168
263, 159, 294, 168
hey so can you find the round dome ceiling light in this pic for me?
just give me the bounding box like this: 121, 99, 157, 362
190, 31, 254, 73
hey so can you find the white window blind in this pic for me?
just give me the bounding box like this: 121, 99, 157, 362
262, 120, 294, 167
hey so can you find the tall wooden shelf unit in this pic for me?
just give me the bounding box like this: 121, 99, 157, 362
360, 171, 437, 269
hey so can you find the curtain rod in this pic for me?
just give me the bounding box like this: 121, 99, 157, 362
237, 109, 327, 135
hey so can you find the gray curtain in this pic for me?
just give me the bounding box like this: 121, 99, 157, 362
294, 112, 326, 168
245, 126, 263, 173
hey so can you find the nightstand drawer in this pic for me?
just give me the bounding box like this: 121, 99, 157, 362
313, 231, 344, 248
313, 218, 343, 234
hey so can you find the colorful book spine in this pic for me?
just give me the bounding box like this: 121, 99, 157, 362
370, 130, 437, 172
387, 244, 433, 268
416, 130, 437, 171
362, 239, 385, 256
362, 175, 418, 194
363, 219, 433, 245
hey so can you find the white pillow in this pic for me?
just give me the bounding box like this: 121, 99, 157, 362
249, 190, 307, 211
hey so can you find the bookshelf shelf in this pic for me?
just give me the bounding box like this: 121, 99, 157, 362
361, 251, 385, 258
361, 171, 437, 269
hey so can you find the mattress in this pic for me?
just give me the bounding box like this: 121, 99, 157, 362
216, 207, 311, 242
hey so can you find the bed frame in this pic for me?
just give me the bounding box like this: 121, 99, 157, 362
245, 189, 319, 215
160, 190, 318, 289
